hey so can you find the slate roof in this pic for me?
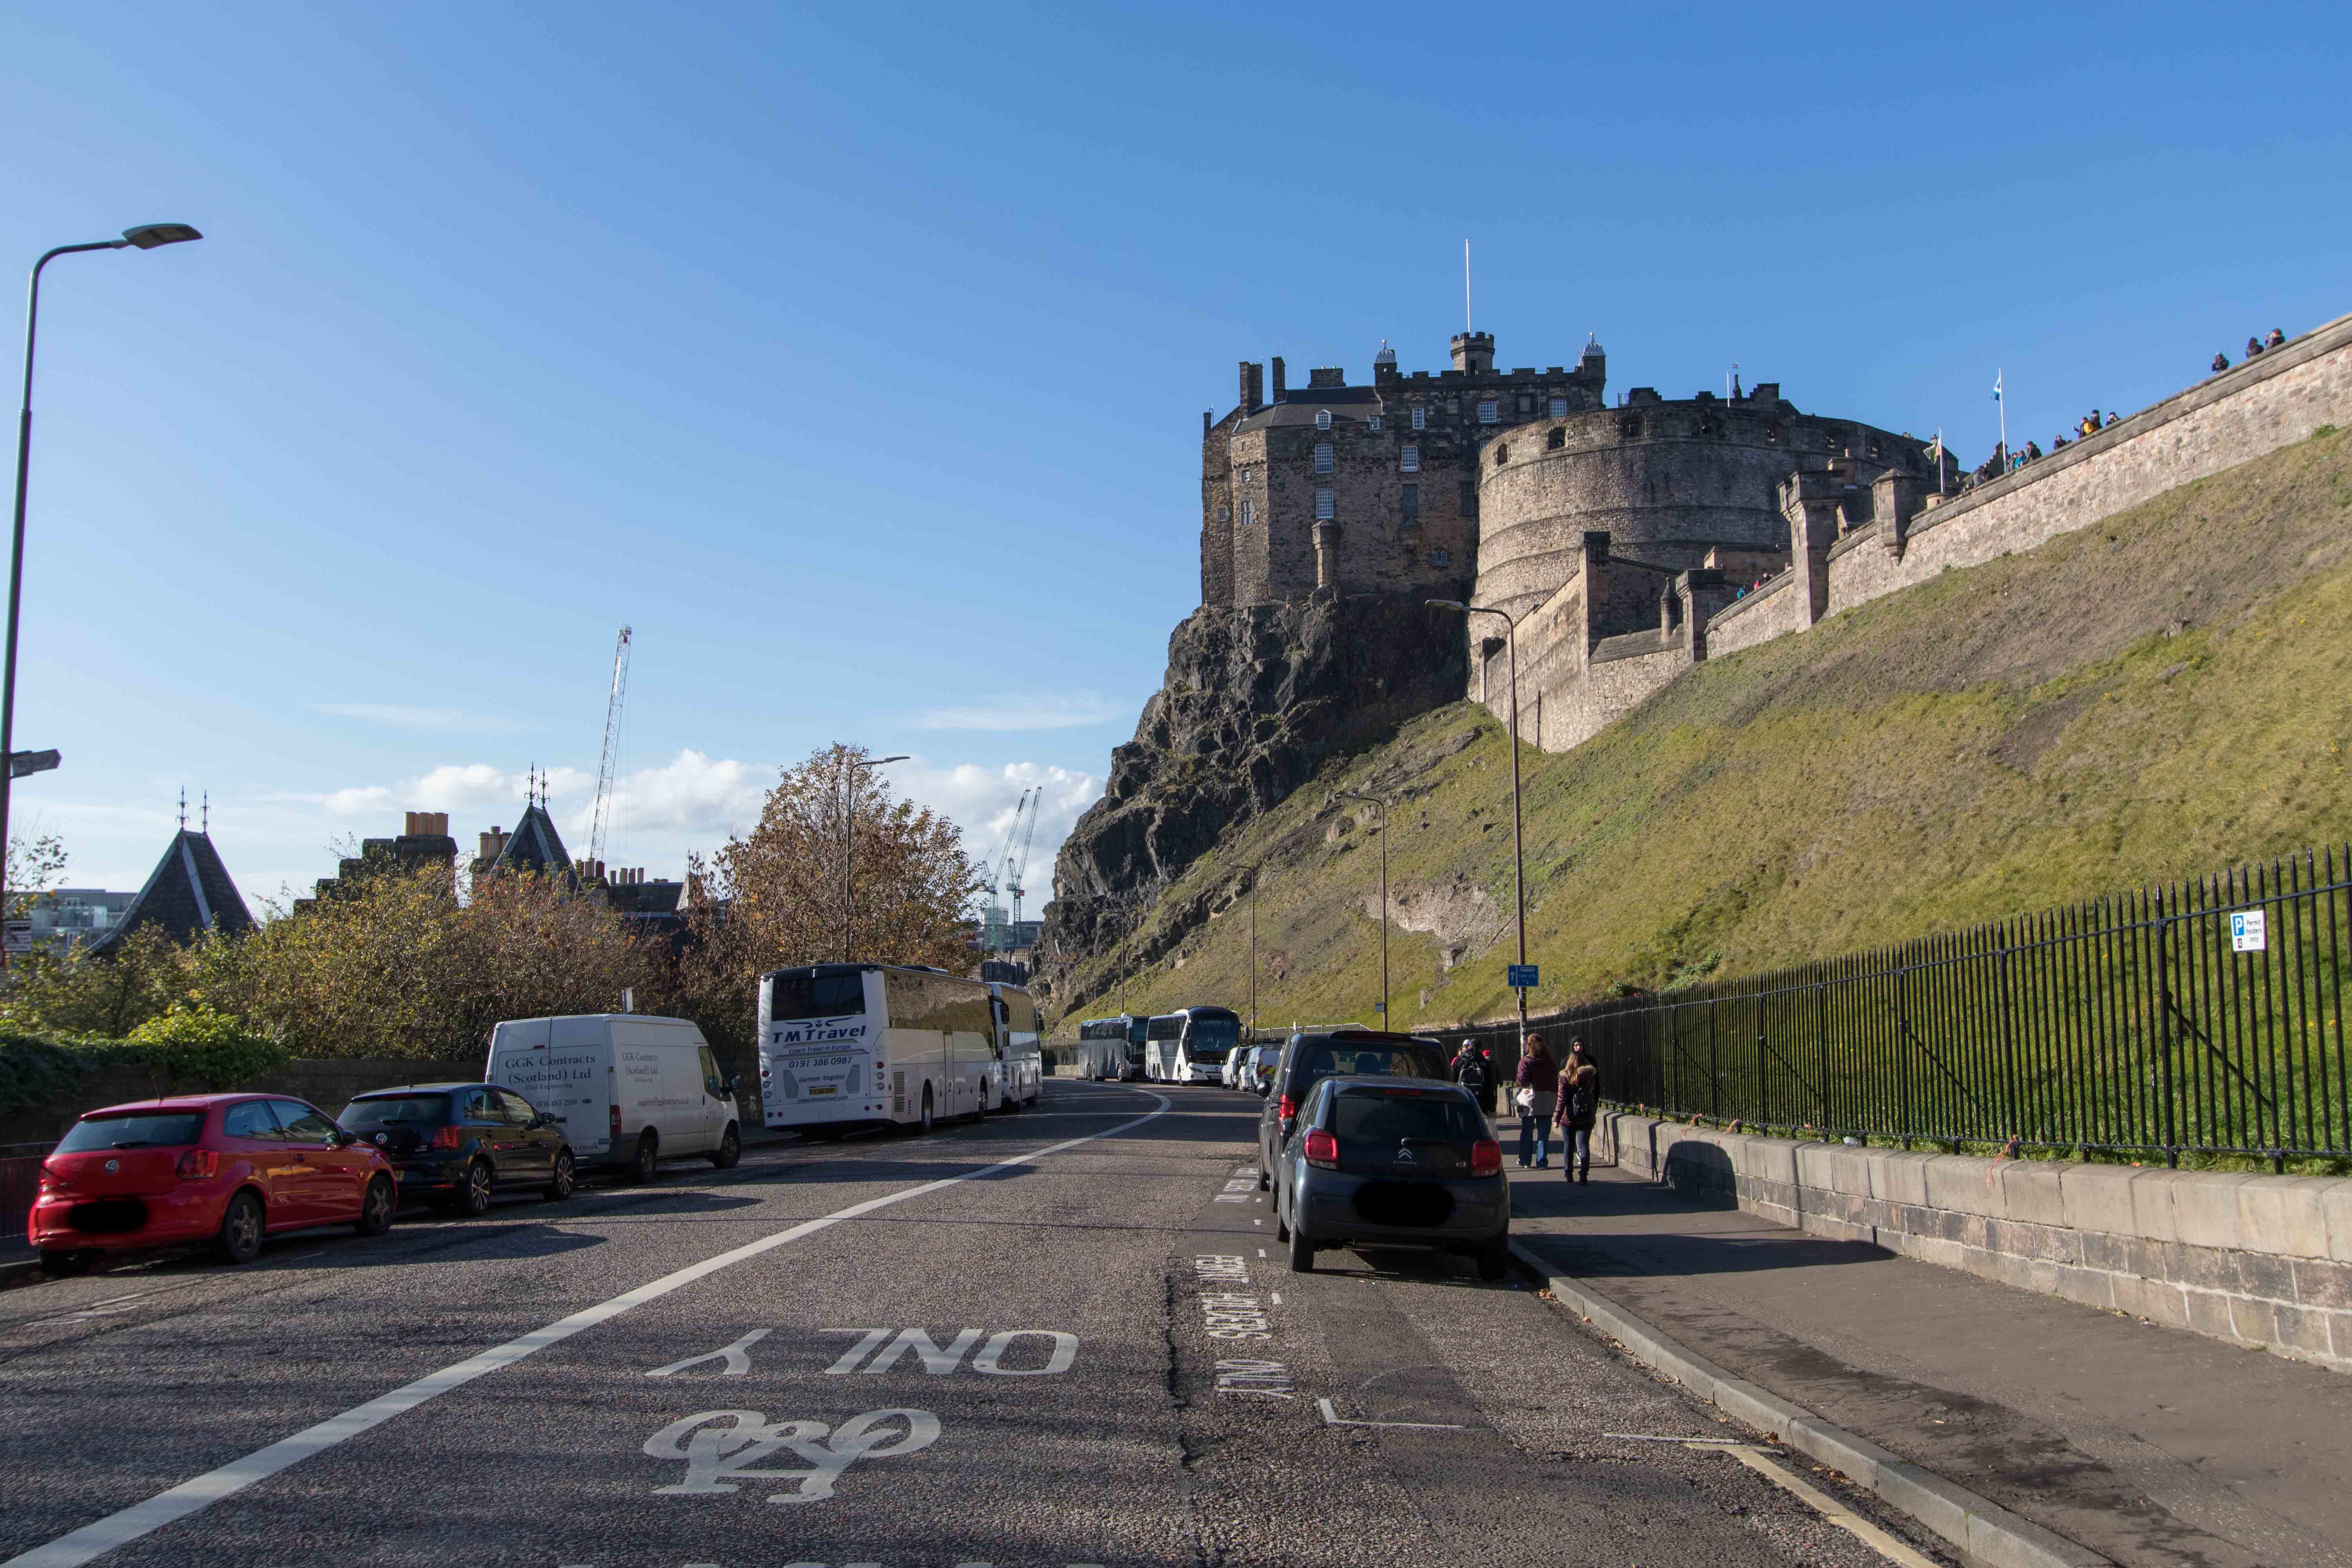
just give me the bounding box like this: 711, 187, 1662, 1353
486, 802, 577, 889
88, 830, 256, 955
1235, 385, 1386, 431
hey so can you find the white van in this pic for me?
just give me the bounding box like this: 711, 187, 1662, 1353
485, 1014, 743, 1181
757, 964, 1041, 1139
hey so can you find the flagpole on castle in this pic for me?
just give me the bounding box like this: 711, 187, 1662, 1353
1994, 370, 2007, 467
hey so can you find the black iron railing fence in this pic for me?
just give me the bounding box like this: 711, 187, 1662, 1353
1430, 847, 2352, 1168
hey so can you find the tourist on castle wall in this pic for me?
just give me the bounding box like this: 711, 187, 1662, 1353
1514, 1033, 1559, 1170
2214, 351, 2231, 373
2268, 328, 2287, 350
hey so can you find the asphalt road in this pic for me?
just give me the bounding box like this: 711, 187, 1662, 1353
0, 1081, 1958, 1568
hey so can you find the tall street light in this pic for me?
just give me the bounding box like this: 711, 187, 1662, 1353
1428, 598, 1529, 1038
1241, 862, 1260, 1042
840, 751, 907, 961
5, 225, 201, 943
1336, 791, 1390, 1028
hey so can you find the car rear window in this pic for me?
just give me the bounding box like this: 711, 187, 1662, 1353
56, 1111, 207, 1152
341, 1094, 451, 1130
1330, 1089, 1484, 1144
1296, 1040, 1446, 1086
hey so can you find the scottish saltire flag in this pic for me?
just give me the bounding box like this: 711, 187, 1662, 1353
1992, 372, 2003, 402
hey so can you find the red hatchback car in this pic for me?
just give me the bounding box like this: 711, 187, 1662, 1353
29, 1093, 399, 1274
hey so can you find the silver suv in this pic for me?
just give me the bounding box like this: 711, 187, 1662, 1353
1272, 1074, 1508, 1278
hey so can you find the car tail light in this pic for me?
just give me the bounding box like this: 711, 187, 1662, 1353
1470, 1138, 1503, 1178
36, 1161, 62, 1196
609, 1104, 622, 1142
175, 1148, 220, 1180
1278, 1094, 1298, 1123
1303, 1129, 1339, 1169
430, 1125, 465, 1151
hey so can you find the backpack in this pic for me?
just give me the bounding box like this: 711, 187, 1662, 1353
1457, 1057, 1486, 1092
1567, 1082, 1597, 1127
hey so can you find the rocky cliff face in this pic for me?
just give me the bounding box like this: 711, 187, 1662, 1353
1039, 590, 1467, 1004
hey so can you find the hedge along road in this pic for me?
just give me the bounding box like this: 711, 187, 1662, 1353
0, 1081, 1208, 1568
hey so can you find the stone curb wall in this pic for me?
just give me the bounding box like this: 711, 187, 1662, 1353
1597, 1111, 2352, 1373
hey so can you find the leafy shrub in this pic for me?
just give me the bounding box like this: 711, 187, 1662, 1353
120, 1005, 289, 1092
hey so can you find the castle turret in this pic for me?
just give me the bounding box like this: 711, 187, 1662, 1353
1581, 333, 1605, 381
1451, 331, 1495, 374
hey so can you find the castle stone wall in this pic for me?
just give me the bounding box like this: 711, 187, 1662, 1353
1826, 313, 2352, 617
1485, 309, 2352, 755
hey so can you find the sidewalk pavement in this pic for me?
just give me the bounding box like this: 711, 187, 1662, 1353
1501, 1120, 2352, 1568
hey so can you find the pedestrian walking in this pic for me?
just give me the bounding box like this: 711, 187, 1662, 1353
1562, 1040, 1600, 1184
1512, 1033, 1559, 1169
1477, 1047, 1499, 1114
1451, 1042, 1488, 1105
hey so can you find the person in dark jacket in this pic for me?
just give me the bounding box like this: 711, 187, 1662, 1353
1513, 1034, 1559, 1169
1450, 1044, 1488, 1103
1561, 1040, 1600, 1184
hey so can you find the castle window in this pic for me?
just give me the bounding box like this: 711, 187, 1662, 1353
1494, 443, 1509, 466
1315, 487, 1334, 520
1314, 442, 1333, 475
1315, 409, 1332, 430
1550, 396, 1568, 417
1477, 399, 1498, 424
1400, 445, 1421, 473
1367, 415, 1382, 431
1546, 427, 1564, 450
1516, 394, 1534, 414
1400, 484, 1419, 524
1411, 406, 1427, 431
1767, 422, 1782, 444
1240, 500, 1254, 530
1430, 548, 1449, 567
1216, 505, 1229, 522
1620, 415, 1643, 439
1459, 480, 1477, 515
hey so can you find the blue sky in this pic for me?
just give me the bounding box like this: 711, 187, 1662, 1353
5, 2, 2347, 909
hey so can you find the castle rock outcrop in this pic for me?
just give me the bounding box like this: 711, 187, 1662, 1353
1040, 590, 1465, 992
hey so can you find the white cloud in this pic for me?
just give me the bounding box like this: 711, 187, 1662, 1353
911, 690, 1126, 731
311, 703, 521, 732
890, 760, 1101, 906
560, 750, 772, 842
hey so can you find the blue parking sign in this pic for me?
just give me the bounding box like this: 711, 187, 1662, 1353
1507, 964, 1539, 989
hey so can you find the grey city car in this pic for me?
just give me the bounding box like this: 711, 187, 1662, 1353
1272, 1073, 1509, 1279
1257, 1029, 1451, 1188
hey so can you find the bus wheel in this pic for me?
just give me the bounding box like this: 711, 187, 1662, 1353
918, 1085, 935, 1134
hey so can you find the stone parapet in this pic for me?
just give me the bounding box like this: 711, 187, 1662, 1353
1597, 1111, 2352, 1373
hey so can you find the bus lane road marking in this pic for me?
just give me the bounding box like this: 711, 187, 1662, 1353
2, 1095, 1172, 1568
1192, 1252, 1297, 1401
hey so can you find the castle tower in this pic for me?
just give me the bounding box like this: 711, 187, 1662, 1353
1451, 331, 1495, 374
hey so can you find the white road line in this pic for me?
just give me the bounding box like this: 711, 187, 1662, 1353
3, 1095, 1173, 1568
1719, 1445, 1943, 1568
1315, 1397, 1465, 1431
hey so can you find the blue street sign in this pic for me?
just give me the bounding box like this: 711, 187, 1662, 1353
1507, 964, 1538, 989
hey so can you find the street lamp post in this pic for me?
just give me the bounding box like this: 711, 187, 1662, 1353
1336, 791, 1390, 1027
839, 751, 907, 962
1428, 599, 1528, 1037
4, 225, 201, 942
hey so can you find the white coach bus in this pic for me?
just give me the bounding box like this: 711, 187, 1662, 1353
1143, 1006, 1243, 1084
1074, 1015, 1148, 1080
758, 963, 1039, 1139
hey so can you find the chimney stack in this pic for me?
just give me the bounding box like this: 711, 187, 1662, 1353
1270, 356, 1287, 403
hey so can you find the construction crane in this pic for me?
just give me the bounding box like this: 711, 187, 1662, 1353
586, 626, 632, 875
1006, 791, 1042, 928
978, 787, 1036, 948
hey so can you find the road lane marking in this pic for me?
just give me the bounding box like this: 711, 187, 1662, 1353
645, 1329, 772, 1378
1314, 1397, 1465, 1431
642, 1406, 940, 1503
1599, 1432, 1752, 1445
1719, 1445, 1943, 1568
2, 1094, 1172, 1568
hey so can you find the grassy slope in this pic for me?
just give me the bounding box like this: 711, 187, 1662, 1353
1051, 425, 2352, 1033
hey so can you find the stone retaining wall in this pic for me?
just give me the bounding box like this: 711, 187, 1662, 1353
1597, 1111, 2352, 1373
0, 1056, 483, 1149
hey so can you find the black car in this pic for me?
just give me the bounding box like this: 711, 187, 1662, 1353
338, 1083, 574, 1217
1274, 1074, 1508, 1278
1256, 1029, 1450, 1190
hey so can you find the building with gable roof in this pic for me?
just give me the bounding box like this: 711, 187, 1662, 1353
87, 828, 255, 955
